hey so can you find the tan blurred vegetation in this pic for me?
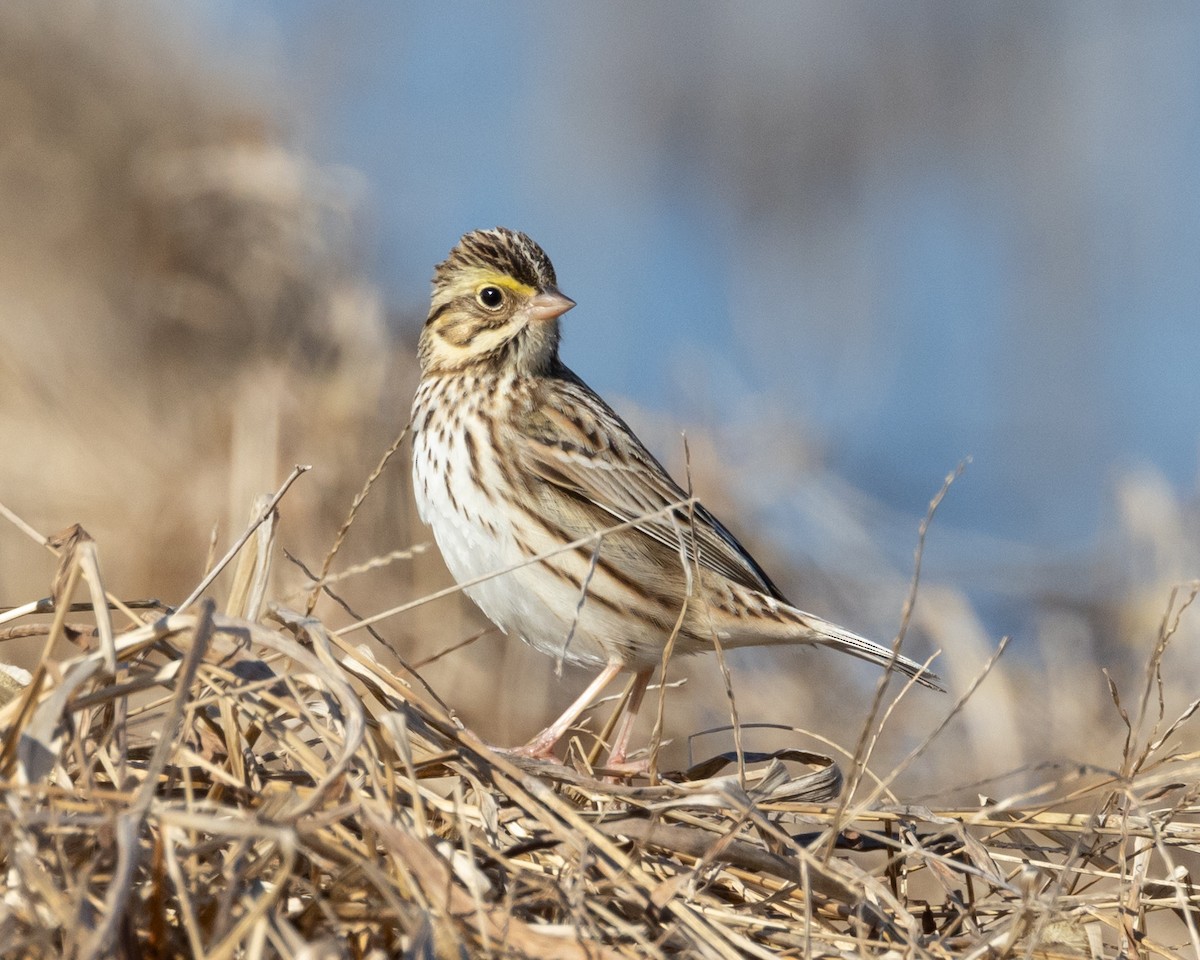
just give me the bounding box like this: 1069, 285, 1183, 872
0, 2, 419, 698
0, 0, 1197, 798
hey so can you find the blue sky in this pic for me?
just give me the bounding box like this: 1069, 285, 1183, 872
190, 2, 1200, 579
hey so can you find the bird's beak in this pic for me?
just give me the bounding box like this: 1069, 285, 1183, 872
526, 288, 575, 323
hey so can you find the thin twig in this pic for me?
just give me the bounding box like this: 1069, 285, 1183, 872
305, 424, 411, 615
825, 460, 966, 861
174, 464, 310, 612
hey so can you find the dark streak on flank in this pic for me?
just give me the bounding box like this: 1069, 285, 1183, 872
463, 429, 482, 489
565, 540, 681, 615
544, 559, 582, 591
582, 584, 626, 616
492, 479, 682, 615
545, 560, 628, 616
484, 411, 519, 488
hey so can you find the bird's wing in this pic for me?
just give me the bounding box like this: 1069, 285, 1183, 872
516, 370, 787, 599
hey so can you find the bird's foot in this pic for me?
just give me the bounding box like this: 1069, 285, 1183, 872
596, 753, 652, 780
504, 732, 563, 761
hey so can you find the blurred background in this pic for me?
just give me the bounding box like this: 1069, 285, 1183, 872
2, 0, 1198, 795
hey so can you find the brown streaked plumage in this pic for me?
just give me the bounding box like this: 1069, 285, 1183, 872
411, 227, 942, 766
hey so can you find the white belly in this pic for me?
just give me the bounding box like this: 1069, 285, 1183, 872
412, 377, 617, 667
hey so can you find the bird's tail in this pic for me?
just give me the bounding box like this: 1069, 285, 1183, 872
727, 594, 944, 691
793, 608, 944, 691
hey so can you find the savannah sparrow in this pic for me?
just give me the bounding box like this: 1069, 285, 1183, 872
412, 228, 941, 765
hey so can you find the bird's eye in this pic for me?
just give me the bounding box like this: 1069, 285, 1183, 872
477, 286, 505, 310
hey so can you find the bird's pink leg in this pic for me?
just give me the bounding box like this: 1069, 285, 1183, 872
510, 661, 623, 759
605, 667, 653, 768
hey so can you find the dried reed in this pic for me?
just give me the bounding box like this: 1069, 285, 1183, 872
0, 479, 1197, 960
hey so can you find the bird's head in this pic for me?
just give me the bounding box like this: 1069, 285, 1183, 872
419, 227, 575, 376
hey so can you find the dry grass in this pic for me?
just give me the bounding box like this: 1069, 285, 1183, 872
1, 4, 1199, 957
0, 482, 1197, 959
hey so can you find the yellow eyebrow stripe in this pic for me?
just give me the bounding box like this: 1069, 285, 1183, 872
492, 276, 537, 296
455, 267, 537, 298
